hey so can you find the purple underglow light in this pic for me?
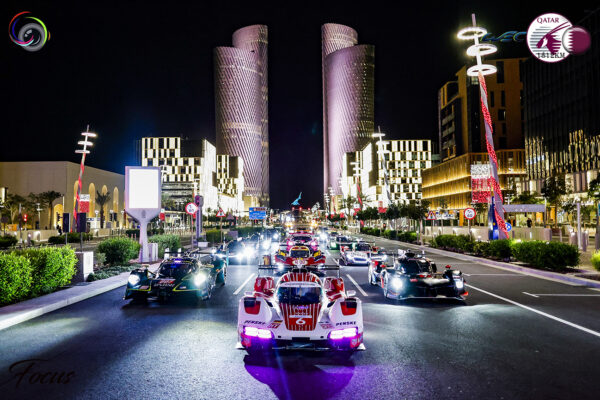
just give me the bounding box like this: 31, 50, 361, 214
244, 326, 272, 339
330, 327, 358, 340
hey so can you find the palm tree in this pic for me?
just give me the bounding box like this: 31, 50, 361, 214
95, 191, 111, 228
38, 191, 62, 228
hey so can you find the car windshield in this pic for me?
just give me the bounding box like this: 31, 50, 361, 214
158, 262, 194, 279
356, 243, 371, 251
293, 236, 311, 242
277, 286, 322, 304
337, 236, 350, 242
290, 249, 310, 258
398, 259, 431, 274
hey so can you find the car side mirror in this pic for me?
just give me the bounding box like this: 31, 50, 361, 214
346, 290, 356, 297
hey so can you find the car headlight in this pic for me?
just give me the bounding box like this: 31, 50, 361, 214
455, 279, 464, 290
382, 254, 387, 261
320, 233, 327, 240
194, 274, 207, 286
277, 263, 284, 271
128, 274, 140, 286
273, 233, 280, 240
391, 277, 403, 290
244, 247, 255, 258
262, 240, 271, 249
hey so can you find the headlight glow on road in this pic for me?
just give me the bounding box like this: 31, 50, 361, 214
244, 247, 255, 258
128, 275, 140, 286
194, 274, 207, 286
262, 240, 271, 249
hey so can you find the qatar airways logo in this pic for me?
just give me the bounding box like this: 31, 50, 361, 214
527, 13, 591, 63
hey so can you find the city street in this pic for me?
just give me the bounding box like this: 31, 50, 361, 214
1, 236, 599, 400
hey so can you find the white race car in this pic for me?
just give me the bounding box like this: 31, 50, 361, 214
340, 242, 387, 266
237, 264, 364, 353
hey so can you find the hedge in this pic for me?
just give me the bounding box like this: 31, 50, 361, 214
592, 251, 600, 272
97, 237, 141, 265
149, 234, 181, 258
0, 236, 18, 249
430, 235, 579, 271
13, 247, 77, 296
0, 253, 33, 305
231, 226, 263, 238
205, 229, 222, 244
48, 232, 93, 244
125, 228, 164, 237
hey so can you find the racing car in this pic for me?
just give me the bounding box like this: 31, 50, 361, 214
124, 256, 226, 303
339, 241, 387, 266
285, 233, 318, 251
369, 250, 467, 301
273, 245, 326, 272
214, 239, 257, 264
328, 235, 356, 251
237, 262, 364, 353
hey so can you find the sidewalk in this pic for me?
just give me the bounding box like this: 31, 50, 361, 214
0, 261, 161, 332
355, 233, 600, 289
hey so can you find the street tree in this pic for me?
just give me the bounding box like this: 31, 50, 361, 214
39, 191, 62, 228
588, 177, 600, 249
541, 174, 567, 227
95, 191, 111, 228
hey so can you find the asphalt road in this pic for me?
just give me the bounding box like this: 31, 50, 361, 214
1, 236, 600, 400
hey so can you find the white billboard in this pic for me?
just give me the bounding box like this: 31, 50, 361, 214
127, 168, 160, 209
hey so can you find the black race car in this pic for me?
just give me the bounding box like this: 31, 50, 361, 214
214, 239, 257, 264
124, 257, 226, 303
371, 251, 467, 301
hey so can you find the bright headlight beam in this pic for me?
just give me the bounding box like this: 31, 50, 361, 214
128, 275, 140, 286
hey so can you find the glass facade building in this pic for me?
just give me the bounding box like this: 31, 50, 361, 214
214, 25, 269, 205
322, 23, 375, 195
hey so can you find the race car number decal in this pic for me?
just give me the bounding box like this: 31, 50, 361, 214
267, 321, 282, 329
156, 279, 175, 287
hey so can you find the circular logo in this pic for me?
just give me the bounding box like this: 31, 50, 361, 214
185, 202, 198, 215
464, 208, 476, 220
562, 26, 592, 55
527, 13, 572, 63
9, 12, 49, 52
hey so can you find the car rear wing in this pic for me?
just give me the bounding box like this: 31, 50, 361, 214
257, 264, 341, 277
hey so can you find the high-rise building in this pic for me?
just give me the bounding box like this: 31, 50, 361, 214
216, 154, 244, 212
214, 25, 269, 206
340, 139, 433, 207
523, 8, 600, 195
439, 58, 525, 161
322, 23, 375, 196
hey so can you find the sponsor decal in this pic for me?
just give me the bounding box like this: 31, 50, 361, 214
244, 320, 266, 325
335, 321, 356, 326
527, 13, 592, 63
155, 279, 176, 287
267, 321, 282, 329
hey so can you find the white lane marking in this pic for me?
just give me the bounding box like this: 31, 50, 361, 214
468, 284, 600, 338
523, 292, 539, 298
233, 273, 256, 295
346, 274, 368, 297
325, 250, 331, 256
526, 294, 600, 297
465, 273, 523, 276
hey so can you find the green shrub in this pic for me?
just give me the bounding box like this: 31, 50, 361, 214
473, 241, 490, 256
487, 239, 512, 259
14, 247, 78, 296
592, 251, 600, 272
149, 234, 181, 258
372, 228, 381, 237
97, 237, 141, 265
87, 264, 139, 282
0, 253, 33, 305
205, 229, 223, 244
48, 233, 92, 244
431, 234, 474, 252
0, 236, 18, 249
398, 231, 418, 243
510, 240, 579, 271
96, 252, 106, 266
125, 228, 164, 237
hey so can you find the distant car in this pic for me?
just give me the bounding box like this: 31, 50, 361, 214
215, 240, 257, 264
274, 245, 326, 272
339, 242, 384, 266
124, 257, 226, 303
329, 235, 355, 251
370, 251, 467, 301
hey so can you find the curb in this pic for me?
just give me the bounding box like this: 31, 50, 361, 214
355, 233, 600, 289
0, 262, 161, 332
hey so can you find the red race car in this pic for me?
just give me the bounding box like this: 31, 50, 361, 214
274, 245, 326, 272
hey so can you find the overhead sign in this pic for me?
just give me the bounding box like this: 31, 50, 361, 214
216, 208, 225, 218
426, 211, 437, 220
249, 207, 267, 220
185, 202, 198, 215
464, 208, 476, 220
79, 194, 90, 213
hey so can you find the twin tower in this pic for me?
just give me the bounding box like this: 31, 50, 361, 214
214, 24, 374, 206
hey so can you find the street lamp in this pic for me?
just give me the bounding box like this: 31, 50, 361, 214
73, 125, 96, 232
373, 131, 391, 208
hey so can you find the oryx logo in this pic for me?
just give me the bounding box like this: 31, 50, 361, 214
527, 13, 592, 62
8, 11, 49, 52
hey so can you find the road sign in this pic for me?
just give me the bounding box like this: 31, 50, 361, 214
464, 208, 476, 220
426, 211, 437, 220
185, 202, 198, 215
506, 222, 512, 232
249, 207, 267, 220
226, 213, 234, 221
216, 208, 225, 218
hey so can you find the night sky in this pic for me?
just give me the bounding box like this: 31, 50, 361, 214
2, 1, 595, 209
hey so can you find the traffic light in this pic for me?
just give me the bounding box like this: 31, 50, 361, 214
23, 214, 28, 222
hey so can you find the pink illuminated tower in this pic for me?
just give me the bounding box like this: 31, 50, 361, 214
322, 23, 375, 196
215, 25, 269, 205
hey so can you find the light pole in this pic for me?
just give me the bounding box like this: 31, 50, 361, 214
36, 202, 42, 229
373, 130, 392, 208
73, 126, 96, 233
458, 15, 509, 240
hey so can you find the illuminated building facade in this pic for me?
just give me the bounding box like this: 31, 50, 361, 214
523, 8, 600, 194
439, 58, 525, 161
322, 23, 375, 196
216, 154, 244, 213
421, 150, 527, 210
214, 25, 269, 206
341, 139, 433, 207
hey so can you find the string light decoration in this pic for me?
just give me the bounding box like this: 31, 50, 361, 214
458, 14, 508, 239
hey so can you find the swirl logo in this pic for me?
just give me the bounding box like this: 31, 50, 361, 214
8, 11, 49, 52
